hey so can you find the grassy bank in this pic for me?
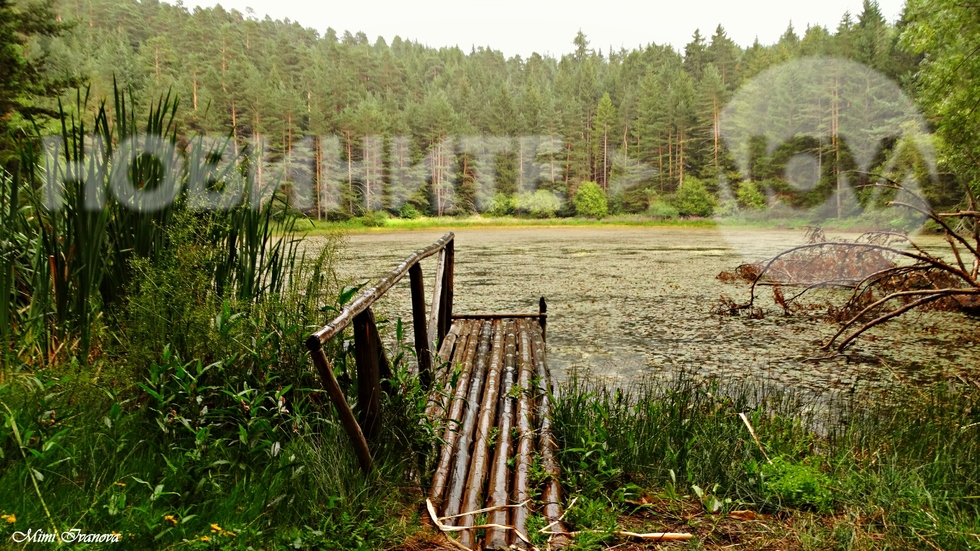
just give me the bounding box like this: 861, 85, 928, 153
297, 210, 936, 236
548, 374, 980, 550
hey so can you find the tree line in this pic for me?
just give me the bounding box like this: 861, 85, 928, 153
1, 0, 975, 218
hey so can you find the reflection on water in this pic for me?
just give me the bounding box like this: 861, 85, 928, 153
312, 227, 977, 398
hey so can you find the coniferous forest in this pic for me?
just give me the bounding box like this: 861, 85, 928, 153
4, 0, 977, 220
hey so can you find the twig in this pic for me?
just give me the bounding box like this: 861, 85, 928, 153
738, 412, 773, 465
426, 499, 534, 546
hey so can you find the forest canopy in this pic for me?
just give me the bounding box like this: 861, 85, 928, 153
5, 0, 977, 218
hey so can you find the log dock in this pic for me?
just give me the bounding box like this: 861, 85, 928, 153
305, 232, 569, 549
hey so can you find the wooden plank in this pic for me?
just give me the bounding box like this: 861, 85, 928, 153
353, 307, 387, 441
409, 263, 433, 388
308, 232, 453, 347
458, 319, 505, 549
531, 322, 569, 548
512, 319, 535, 547
309, 346, 373, 473
428, 320, 482, 509
485, 320, 518, 550
442, 321, 494, 523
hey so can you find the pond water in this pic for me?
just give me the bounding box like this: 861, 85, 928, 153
314, 227, 978, 397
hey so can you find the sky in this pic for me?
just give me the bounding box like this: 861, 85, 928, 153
182, 0, 907, 58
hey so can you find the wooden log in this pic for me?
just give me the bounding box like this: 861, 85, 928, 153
425, 321, 469, 422
452, 313, 547, 320
308, 232, 453, 347
442, 321, 494, 523
512, 319, 535, 547
428, 248, 447, 350
429, 321, 482, 509
485, 321, 518, 550
409, 263, 433, 388
458, 320, 505, 549
353, 307, 387, 441
437, 321, 463, 363
308, 345, 373, 473
531, 323, 569, 548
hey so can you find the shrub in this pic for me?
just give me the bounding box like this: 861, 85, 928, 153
360, 210, 389, 227
737, 180, 768, 210
487, 192, 517, 217
398, 203, 422, 219
646, 200, 680, 219
573, 181, 608, 219
517, 189, 562, 218
670, 176, 717, 217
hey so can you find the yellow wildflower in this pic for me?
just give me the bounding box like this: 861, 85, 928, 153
114, 482, 126, 487
111, 532, 122, 540
200, 535, 209, 542
1, 513, 15, 524
210, 523, 222, 533
163, 515, 177, 525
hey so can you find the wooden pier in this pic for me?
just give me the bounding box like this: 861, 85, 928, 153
305, 232, 569, 550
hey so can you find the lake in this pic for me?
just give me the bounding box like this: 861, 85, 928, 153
315, 226, 978, 397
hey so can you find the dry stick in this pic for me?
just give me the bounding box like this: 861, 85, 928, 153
835, 293, 957, 351
443, 321, 495, 523
429, 321, 482, 509
826, 288, 980, 350
530, 324, 570, 549
426, 499, 534, 550
512, 320, 535, 548
738, 412, 773, 465
485, 322, 518, 550
561, 529, 693, 542
746, 242, 976, 309
459, 320, 506, 550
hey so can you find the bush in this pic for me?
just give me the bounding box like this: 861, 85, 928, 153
670, 176, 717, 217
517, 189, 562, 218
737, 180, 768, 210
487, 192, 517, 217
646, 200, 680, 219
360, 210, 389, 227
398, 203, 422, 219
573, 181, 608, 219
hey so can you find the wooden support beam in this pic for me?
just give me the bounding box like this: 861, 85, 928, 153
452, 313, 547, 320
308, 345, 373, 474
353, 307, 387, 441
409, 263, 433, 388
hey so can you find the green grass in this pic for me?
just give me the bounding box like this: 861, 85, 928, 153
552, 373, 980, 550
299, 214, 719, 235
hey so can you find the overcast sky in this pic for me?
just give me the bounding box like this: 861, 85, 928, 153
182, 0, 906, 58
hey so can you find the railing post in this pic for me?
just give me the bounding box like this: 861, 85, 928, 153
306, 340, 374, 474
539, 296, 547, 341
353, 307, 387, 441
409, 263, 433, 388
428, 248, 446, 350
439, 238, 455, 347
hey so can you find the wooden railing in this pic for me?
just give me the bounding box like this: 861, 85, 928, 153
305, 232, 455, 473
